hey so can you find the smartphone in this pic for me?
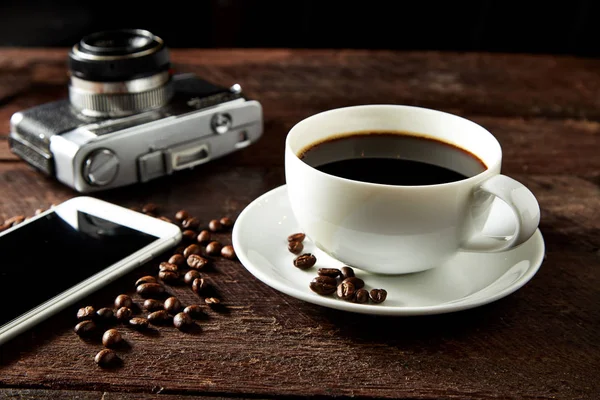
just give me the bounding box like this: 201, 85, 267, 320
0, 196, 182, 346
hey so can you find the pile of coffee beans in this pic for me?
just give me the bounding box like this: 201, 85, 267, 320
74, 302, 123, 367
287, 233, 387, 304
69, 203, 238, 367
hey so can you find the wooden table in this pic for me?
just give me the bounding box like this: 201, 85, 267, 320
0, 49, 598, 400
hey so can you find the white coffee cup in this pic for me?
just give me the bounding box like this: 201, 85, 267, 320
285, 105, 540, 274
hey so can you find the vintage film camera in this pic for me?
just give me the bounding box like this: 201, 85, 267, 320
9, 29, 263, 192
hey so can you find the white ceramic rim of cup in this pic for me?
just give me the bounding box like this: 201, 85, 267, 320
286, 104, 502, 189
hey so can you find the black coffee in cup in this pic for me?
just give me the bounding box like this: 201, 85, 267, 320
298, 131, 487, 186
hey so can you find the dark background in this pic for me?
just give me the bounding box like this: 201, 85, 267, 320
0, 0, 598, 57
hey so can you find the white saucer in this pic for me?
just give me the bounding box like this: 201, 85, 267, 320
232, 185, 545, 316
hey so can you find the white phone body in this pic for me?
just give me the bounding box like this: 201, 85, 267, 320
0, 196, 182, 346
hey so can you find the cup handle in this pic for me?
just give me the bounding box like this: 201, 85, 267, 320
460, 174, 540, 252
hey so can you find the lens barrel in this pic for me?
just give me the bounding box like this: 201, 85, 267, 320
68, 29, 173, 117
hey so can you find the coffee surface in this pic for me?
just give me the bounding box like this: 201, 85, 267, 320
299, 131, 486, 186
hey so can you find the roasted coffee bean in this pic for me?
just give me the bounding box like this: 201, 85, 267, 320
287, 241, 303, 254
182, 217, 200, 230
173, 312, 193, 330
159, 270, 179, 282
206, 241, 222, 256
192, 278, 208, 294
354, 288, 369, 304
187, 254, 209, 269
315, 276, 337, 287
182, 229, 197, 241
129, 317, 149, 330
369, 289, 388, 304
102, 329, 122, 348
220, 217, 234, 229
74, 320, 96, 336
221, 245, 236, 260
96, 307, 114, 321
205, 297, 220, 305
184, 270, 201, 285
116, 307, 132, 321
159, 262, 178, 273
317, 275, 336, 286
164, 296, 182, 314
95, 349, 119, 368
175, 210, 189, 221
114, 296, 133, 312
76, 306, 95, 320
309, 276, 337, 295
135, 275, 157, 287
142, 203, 158, 214
341, 266, 355, 279
183, 305, 204, 317
114, 294, 133, 309
196, 230, 211, 244
318, 268, 341, 278
287, 232, 306, 243
183, 244, 201, 258
293, 253, 317, 269
158, 216, 172, 223
147, 310, 171, 325
143, 299, 163, 311
168, 254, 185, 266
208, 219, 222, 232
343, 277, 365, 289
5, 215, 25, 226
136, 282, 165, 297
337, 281, 356, 301
173, 246, 186, 255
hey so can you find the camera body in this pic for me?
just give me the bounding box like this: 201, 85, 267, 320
9, 30, 263, 193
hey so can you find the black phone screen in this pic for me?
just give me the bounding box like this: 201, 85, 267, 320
0, 211, 157, 327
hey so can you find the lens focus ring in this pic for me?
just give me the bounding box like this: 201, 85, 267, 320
69, 81, 174, 117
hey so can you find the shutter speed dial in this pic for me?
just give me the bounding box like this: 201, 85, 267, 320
83, 149, 120, 186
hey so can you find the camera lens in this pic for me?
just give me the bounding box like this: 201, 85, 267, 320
68, 29, 173, 117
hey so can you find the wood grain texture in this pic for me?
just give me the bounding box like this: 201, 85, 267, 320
0, 389, 253, 399
2, 49, 600, 137
0, 49, 598, 400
